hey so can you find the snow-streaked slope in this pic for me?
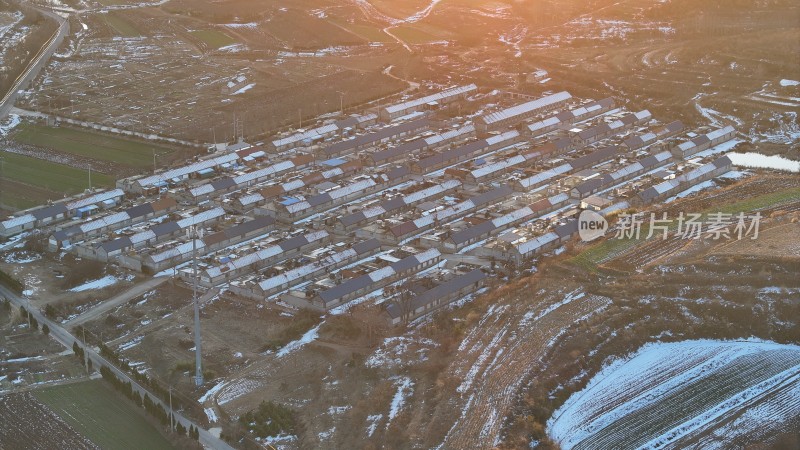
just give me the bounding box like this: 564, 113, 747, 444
548, 339, 800, 450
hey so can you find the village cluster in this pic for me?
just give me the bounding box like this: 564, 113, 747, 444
1, 84, 739, 324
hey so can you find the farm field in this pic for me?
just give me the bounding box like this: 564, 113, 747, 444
100, 13, 142, 37
570, 176, 800, 270
0, 391, 99, 450
11, 124, 176, 169
33, 380, 175, 450
0, 151, 115, 208
190, 29, 236, 49
390, 25, 442, 45
547, 340, 800, 449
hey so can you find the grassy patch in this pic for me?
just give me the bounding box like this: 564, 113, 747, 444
333, 21, 394, 43
34, 380, 174, 450
716, 186, 800, 214
12, 124, 174, 168
0, 151, 114, 195
390, 25, 440, 44
190, 30, 236, 49
101, 13, 142, 37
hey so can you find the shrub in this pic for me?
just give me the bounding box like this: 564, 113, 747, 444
239, 401, 296, 439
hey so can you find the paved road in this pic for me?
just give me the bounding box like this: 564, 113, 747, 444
65, 276, 170, 328
0, 6, 69, 119
0, 284, 236, 450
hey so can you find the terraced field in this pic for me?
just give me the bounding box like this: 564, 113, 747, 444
548, 340, 800, 449
423, 288, 613, 448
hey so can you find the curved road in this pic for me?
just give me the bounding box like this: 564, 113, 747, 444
0, 284, 235, 450
0, 6, 69, 119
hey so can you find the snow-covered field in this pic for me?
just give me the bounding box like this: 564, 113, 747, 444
548, 339, 800, 450
728, 152, 800, 173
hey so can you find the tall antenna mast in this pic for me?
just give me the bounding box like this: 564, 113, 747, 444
190, 225, 204, 386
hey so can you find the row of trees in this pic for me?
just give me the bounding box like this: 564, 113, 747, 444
91, 335, 184, 411
0, 268, 25, 294
0, 3, 59, 100
19, 305, 48, 334
97, 365, 200, 441
73, 325, 206, 429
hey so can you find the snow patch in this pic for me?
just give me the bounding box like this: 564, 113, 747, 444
69, 275, 119, 292
276, 322, 322, 357
387, 377, 414, 424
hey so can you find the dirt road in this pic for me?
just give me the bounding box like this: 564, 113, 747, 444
0, 7, 69, 119
65, 277, 170, 328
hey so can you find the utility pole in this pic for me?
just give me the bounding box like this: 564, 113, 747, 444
152, 149, 157, 174
82, 327, 89, 374
169, 386, 174, 431
88, 164, 92, 190
0, 156, 4, 205
190, 225, 204, 387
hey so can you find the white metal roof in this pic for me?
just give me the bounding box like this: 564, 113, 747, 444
480, 91, 571, 125
258, 248, 358, 291
137, 153, 238, 188
282, 179, 305, 191
403, 180, 461, 204
518, 163, 572, 189
272, 123, 338, 148
1, 214, 35, 229
150, 239, 205, 263
383, 84, 477, 115
368, 266, 396, 282
66, 189, 124, 210
492, 206, 533, 228
190, 184, 216, 198
706, 125, 735, 141
424, 125, 475, 146
238, 193, 264, 206
516, 231, 558, 255
79, 211, 130, 233
330, 179, 376, 200
130, 229, 156, 245
233, 160, 294, 185
176, 207, 225, 228
485, 130, 521, 146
